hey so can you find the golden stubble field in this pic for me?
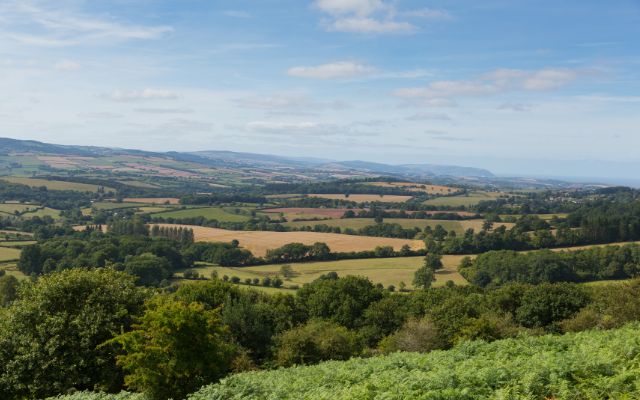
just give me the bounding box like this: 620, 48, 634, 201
153, 224, 424, 256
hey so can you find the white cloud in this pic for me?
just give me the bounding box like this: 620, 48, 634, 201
313, 0, 387, 17
402, 8, 452, 20
53, 60, 80, 71
245, 120, 371, 137
134, 108, 194, 114
222, 10, 252, 18
328, 18, 414, 34
0, 1, 172, 47
287, 61, 376, 79
394, 68, 583, 100
104, 89, 179, 102
405, 112, 452, 121
235, 94, 348, 113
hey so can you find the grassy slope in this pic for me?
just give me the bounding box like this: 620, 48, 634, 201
423, 190, 504, 207
0, 176, 114, 192
190, 323, 640, 400
284, 218, 514, 234
151, 207, 251, 222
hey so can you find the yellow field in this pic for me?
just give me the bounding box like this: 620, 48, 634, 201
308, 194, 413, 203
184, 255, 467, 290
153, 224, 424, 256
0, 176, 114, 193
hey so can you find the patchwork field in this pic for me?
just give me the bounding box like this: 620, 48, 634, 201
153, 224, 424, 256
0, 203, 40, 215
308, 194, 413, 203
0, 176, 114, 192
184, 255, 467, 289
423, 191, 505, 207
151, 207, 252, 222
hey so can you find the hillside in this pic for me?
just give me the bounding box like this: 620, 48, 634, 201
49, 323, 640, 399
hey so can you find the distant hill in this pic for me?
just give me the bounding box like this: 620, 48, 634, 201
0, 137, 494, 179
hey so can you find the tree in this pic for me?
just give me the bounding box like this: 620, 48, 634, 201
123, 253, 172, 286
0, 275, 19, 307
273, 320, 361, 367
424, 253, 443, 270
280, 264, 294, 279
0, 269, 147, 399
108, 296, 235, 400
413, 265, 436, 289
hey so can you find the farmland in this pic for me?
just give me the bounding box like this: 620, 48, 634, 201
0, 247, 21, 262
261, 207, 347, 219
284, 218, 514, 233
123, 197, 181, 204
153, 224, 424, 256
0, 176, 114, 192
308, 194, 414, 203
366, 181, 460, 195
187, 254, 467, 289
423, 190, 506, 207
151, 207, 253, 222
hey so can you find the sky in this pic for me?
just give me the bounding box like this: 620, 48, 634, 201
1, 0, 639, 180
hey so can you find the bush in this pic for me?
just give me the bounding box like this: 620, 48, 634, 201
273, 320, 362, 367
379, 317, 444, 353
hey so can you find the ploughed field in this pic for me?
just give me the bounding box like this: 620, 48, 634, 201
153, 224, 424, 257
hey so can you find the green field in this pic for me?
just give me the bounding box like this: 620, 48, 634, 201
0, 176, 114, 193
0, 203, 40, 215
183, 255, 468, 290
0, 241, 36, 247
151, 207, 253, 222
285, 218, 513, 234
91, 202, 151, 210
0, 247, 21, 262
423, 191, 505, 207
21, 207, 62, 219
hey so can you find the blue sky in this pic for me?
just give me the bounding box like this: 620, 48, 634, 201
1, 0, 639, 179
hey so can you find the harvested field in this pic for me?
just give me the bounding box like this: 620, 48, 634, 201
153, 224, 424, 256
308, 194, 413, 203
123, 197, 180, 205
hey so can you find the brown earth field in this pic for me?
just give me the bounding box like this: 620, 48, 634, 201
152, 224, 424, 256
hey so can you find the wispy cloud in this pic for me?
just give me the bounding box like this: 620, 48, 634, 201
312, 0, 449, 34
222, 10, 252, 18
103, 89, 179, 102
53, 59, 81, 71
234, 94, 348, 114
394, 68, 585, 102
287, 61, 376, 79
0, 1, 172, 47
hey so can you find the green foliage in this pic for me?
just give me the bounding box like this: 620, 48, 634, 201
273, 320, 361, 367
0, 269, 147, 399
296, 275, 384, 329
123, 253, 172, 286
190, 323, 640, 399
108, 296, 235, 400
515, 283, 589, 329
412, 265, 435, 289
0, 274, 19, 306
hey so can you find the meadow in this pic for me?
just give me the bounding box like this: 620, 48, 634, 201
0, 247, 21, 262
123, 197, 181, 204
423, 190, 505, 207
153, 224, 424, 256
307, 194, 414, 203
151, 207, 252, 222
0, 176, 114, 193
284, 218, 514, 233
365, 181, 460, 195
184, 254, 467, 290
